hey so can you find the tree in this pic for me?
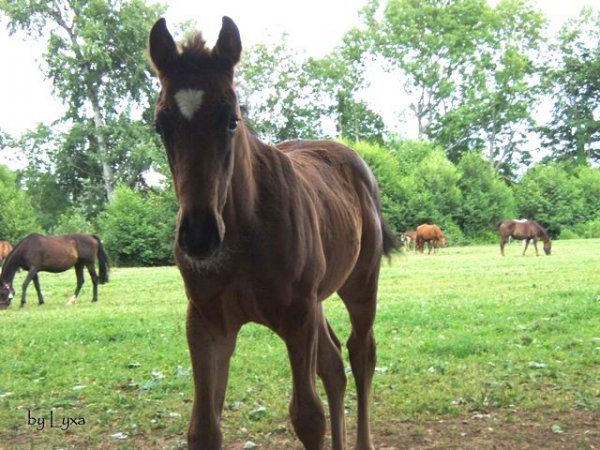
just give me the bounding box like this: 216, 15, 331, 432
539, 7, 600, 164
0, 0, 165, 202
369, 0, 546, 176
236, 39, 327, 143
307, 27, 386, 144
237, 26, 386, 144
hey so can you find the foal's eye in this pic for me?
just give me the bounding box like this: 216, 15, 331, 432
228, 116, 239, 134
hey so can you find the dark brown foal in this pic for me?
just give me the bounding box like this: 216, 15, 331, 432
149, 16, 395, 450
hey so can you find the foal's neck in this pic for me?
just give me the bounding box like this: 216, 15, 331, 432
225, 124, 260, 225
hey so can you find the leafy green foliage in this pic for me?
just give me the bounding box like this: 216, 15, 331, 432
0, 165, 40, 242
515, 163, 586, 237
0, 0, 166, 204
369, 0, 546, 177
539, 8, 600, 164
457, 151, 516, 238
98, 186, 177, 266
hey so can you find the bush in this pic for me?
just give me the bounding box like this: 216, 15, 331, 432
348, 139, 404, 234
573, 217, 600, 238
53, 208, 94, 235
457, 151, 516, 239
515, 163, 585, 237
0, 165, 40, 242
98, 186, 177, 266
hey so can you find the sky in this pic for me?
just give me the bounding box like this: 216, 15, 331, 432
0, 0, 596, 167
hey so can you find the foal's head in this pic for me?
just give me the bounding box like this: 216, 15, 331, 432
149, 17, 242, 259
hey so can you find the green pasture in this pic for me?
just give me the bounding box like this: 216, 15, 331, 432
0, 239, 598, 448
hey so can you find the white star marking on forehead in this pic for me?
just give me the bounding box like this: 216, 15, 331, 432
174, 89, 205, 120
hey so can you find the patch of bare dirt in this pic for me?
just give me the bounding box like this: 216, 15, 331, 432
227, 409, 599, 450
2, 408, 597, 449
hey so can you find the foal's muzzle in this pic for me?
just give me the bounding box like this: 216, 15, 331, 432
178, 213, 223, 259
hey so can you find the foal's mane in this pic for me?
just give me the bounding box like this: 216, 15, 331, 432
181, 32, 210, 58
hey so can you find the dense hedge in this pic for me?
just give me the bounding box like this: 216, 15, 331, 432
1, 140, 598, 266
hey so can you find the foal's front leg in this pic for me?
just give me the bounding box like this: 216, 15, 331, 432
283, 300, 326, 450
186, 302, 239, 450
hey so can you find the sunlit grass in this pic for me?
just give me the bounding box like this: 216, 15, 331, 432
0, 239, 598, 448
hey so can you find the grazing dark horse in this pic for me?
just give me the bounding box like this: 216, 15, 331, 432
498, 219, 551, 256
401, 230, 417, 252
149, 17, 396, 450
416, 224, 446, 254
0, 233, 109, 308
0, 240, 12, 264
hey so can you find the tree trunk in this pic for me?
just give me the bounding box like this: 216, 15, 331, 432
91, 100, 114, 201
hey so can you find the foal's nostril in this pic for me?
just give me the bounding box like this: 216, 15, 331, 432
178, 214, 223, 258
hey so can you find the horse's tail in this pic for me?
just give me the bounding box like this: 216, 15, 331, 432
381, 219, 398, 259
93, 235, 110, 284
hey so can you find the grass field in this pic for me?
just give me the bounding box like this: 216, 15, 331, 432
0, 239, 598, 449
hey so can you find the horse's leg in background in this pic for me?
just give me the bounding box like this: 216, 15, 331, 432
522, 239, 531, 256
186, 302, 240, 450
84, 261, 99, 302
20, 268, 40, 307
316, 308, 347, 450
427, 241, 433, 255
32, 274, 44, 305
68, 262, 85, 305
500, 235, 507, 256
532, 238, 539, 256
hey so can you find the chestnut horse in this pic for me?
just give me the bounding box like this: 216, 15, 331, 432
149, 17, 396, 450
0, 240, 12, 264
416, 224, 446, 254
0, 233, 109, 308
498, 219, 551, 256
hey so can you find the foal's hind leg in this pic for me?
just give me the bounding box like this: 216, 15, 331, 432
316, 307, 347, 450
338, 268, 379, 450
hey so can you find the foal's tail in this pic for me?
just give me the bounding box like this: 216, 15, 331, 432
93, 235, 110, 284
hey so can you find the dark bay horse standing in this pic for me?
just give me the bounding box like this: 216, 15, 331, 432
149, 17, 396, 450
498, 220, 551, 256
0, 233, 109, 308
416, 224, 446, 254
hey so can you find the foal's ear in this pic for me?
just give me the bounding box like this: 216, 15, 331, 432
149, 18, 178, 75
213, 16, 241, 67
